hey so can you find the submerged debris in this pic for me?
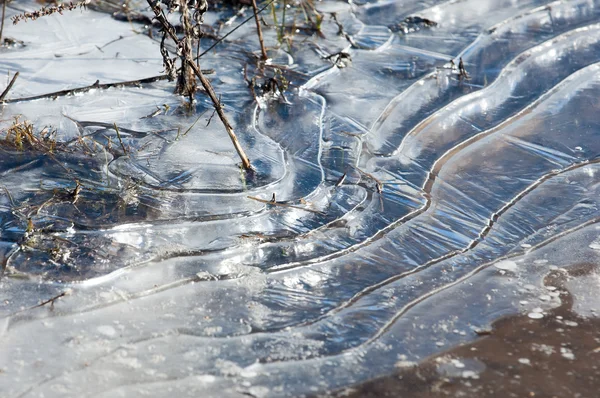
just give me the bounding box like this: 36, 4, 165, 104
325, 51, 352, 68
389, 16, 438, 34
458, 57, 470, 79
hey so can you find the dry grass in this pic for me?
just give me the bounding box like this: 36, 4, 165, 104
2, 116, 57, 152
11, 0, 90, 24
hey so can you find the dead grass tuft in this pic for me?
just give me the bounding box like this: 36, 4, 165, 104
2, 116, 57, 152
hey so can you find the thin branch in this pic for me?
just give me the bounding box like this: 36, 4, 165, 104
0, 70, 19, 102
251, 0, 268, 61
197, 0, 276, 60
0, 245, 19, 281
113, 123, 129, 156
247, 195, 325, 214
3, 72, 212, 104
31, 291, 68, 310
183, 115, 202, 136
147, 0, 253, 170
0, 0, 6, 43
187, 58, 252, 169
11, 0, 90, 24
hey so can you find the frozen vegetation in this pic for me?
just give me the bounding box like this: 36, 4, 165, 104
1, 0, 600, 396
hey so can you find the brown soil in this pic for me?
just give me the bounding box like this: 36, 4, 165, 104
326, 264, 600, 398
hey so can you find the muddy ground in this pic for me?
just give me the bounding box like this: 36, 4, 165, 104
327, 265, 600, 398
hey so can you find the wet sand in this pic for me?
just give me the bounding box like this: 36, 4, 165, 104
326, 265, 600, 398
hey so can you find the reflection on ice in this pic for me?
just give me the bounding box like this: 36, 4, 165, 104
1, 0, 600, 397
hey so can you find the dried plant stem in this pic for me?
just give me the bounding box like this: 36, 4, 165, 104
32, 291, 68, 310
0, 71, 19, 102
0, 0, 6, 43
5, 71, 214, 104
11, 0, 90, 24
197, 0, 276, 60
251, 0, 268, 61
177, 1, 197, 100
147, 0, 252, 170
247, 195, 324, 214
280, 0, 287, 40
113, 123, 129, 156
5, 74, 159, 103
187, 59, 251, 170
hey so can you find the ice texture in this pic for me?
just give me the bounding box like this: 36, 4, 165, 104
1, 0, 600, 396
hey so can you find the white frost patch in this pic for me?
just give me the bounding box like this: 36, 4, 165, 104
194, 375, 217, 384
395, 360, 416, 368
588, 237, 600, 250
494, 260, 518, 271
528, 307, 544, 319
248, 386, 271, 397
114, 355, 143, 369
531, 343, 555, 356
560, 347, 575, 360
461, 370, 480, 379
97, 325, 117, 337
215, 359, 244, 376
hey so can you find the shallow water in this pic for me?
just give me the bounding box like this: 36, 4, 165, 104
1, 0, 599, 396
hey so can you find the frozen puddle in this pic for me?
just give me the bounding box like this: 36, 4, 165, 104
1, 0, 600, 397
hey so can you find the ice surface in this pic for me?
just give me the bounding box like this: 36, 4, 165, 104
1, 0, 600, 397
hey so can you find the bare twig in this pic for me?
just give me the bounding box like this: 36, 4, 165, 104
458, 57, 469, 79
187, 59, 252, 169
197, 0, 276, 60
113, 123, 129, 156
147, 0, 252, 170
183, 115, 202, 136
251, 0, 268, 61
0, 71, 19, 102
335, 172, 346, 187
0, 0, 6, 43
280, 0, 287, 42
11, 0, 90, 24
32, 291, 68, 310
177, 0, 197, 100
247, 195, 325, 214
3, 71, 210, 104
355, 167, 383, 193
243, 64, 261, 109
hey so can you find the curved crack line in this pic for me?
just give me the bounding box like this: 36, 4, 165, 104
250, 91, 327, 193
3, 116, 341, 286
245, 215, 600, 372
10, 328, 183, 398
4, 185, 363, 320
107, 153, 288, 195
43, 206, 267, 231
3, 247, 255, 323
265, 60, 600, 274
128, 154, 598, 339
7, 64, 599, 332
291, 157, 600, 330
362, 215, 600, 345
264, 191, 427, 273
12, 215, 599, 398
367, 0, 567, 147
20, 213, 598, 397
390, 22, 600, 159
